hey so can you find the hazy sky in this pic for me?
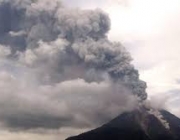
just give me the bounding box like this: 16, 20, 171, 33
64, 0, 180, 115
0, 0, 180, 140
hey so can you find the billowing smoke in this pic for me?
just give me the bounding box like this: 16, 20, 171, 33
0, 0, 147, 131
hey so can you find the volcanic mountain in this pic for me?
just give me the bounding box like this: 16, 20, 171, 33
66, 109, 180, 140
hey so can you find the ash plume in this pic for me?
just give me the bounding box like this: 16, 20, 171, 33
0, 0, 147, 130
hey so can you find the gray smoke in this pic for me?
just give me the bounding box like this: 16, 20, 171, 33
0, 0, 147, 131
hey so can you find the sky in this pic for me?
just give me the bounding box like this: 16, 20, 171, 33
64, 0, 180, 115
0, 0, 180, 140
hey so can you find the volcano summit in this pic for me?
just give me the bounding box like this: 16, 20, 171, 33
66, 108, 180, 140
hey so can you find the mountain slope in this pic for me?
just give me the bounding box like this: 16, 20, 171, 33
66, 109, 180, 140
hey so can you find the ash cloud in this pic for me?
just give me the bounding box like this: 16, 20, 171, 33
0, 0, 146, 131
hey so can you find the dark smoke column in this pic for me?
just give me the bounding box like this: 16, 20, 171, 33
69, 13, 147, 101
0, 0, 147, 100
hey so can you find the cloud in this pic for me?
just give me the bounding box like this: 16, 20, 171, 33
0, 0, 146, 133
0, 69, 139, 130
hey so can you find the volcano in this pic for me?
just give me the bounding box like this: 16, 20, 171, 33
66, 109, 180, 140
